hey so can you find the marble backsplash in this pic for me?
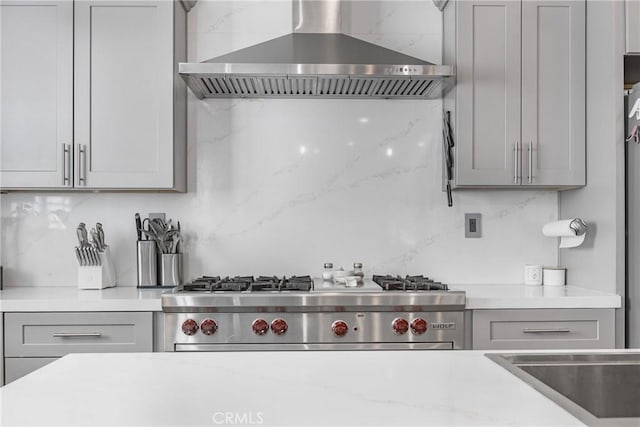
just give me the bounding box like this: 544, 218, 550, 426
0, 0, 559, 286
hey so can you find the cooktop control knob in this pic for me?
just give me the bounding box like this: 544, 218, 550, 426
392, 317, 409, 335
181, 319, 199, 336
271, 318, 288, 336
411, 318, 428, 335
200, 319, 218, 336
252, 319, 269, 336
332, 320, 348, 337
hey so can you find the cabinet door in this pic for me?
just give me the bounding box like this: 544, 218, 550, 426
522, 0, 585, 186
627, 0, 640, 54
0, 0, 73, 189
4, 357, 58, 384
455, 0, 522, 186
74, 0, 175, 189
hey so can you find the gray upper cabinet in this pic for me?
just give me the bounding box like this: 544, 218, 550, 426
74, 0, 186, 190
0, 0, 186, 191
521, 0, 585, 187
627, 0, 640, 54
453, 0, 522, 186
445, 0, 586, 189
0, 0, 73, 189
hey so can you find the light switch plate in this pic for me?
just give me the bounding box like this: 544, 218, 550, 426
465, 213, 481, 238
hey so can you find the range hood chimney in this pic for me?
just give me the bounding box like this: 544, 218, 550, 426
180, 0, 455, 100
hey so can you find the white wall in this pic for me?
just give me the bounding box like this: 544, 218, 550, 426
558, 0, 626, 346
0, 0, 559, 286
559, 0, 625, 295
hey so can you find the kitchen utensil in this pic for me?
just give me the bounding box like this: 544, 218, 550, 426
75, 247, 84, 265
142, 218, 151, 239
78, 223, 89, 245
141, 217, 182, 254
76, 226, 88, 247
96, 223, 106, 249
135, 213, 142, 241
90, 228, 100, 251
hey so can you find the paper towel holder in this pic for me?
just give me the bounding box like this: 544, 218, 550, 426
542, 218, 588, 249
569, 218, 587, 236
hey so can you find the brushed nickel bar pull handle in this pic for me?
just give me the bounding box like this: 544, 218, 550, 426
514, 141, 520, 184
64, 144, 72, 186
528, 141, 533, 184
53, 332, 102, 338
78, 144, 86, 186
62, 144, 68, 185
522, 328, 570, 334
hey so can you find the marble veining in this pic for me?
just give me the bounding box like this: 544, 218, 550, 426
0, 1, 559, 286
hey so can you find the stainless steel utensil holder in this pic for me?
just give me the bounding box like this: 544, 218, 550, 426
77, 247, 116, 290
160, 253, 182, 286
137, 241, 158, 286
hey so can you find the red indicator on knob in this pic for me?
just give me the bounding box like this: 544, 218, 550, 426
200, 319, 218, 336
252, 319, 269, 336
271, 318, 288, 336
411, 318, 428, 335
392, 317, 409, 335
181, 319, 198, 336
332, 320, 348, 337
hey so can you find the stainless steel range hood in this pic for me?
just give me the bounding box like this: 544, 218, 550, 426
180, 0, 455, 100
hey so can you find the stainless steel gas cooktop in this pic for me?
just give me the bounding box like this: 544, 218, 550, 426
162, 274, 465, 352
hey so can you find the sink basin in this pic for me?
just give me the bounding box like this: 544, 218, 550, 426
487, 352, 640, 427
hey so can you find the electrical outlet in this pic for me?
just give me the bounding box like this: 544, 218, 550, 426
465, 213, 481, 238
149, 212, 166, 221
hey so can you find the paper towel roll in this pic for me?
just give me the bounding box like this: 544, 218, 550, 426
542, 219, 587, 248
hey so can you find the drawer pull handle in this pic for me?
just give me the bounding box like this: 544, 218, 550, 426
522, 328, 571, 334
52, 332, 102, 338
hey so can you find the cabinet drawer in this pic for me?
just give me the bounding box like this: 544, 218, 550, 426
5, 312, 152, 357
4, 357, 58, 384
472, 309, 614, 350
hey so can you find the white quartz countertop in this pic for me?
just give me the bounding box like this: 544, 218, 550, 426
0, 286, 164, 312
0, 284, 621, 312
0, 350, 589, 427
452, 284, 622, 309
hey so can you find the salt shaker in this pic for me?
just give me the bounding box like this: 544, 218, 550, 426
322, 263, 334, 281
353, 262, 364, 283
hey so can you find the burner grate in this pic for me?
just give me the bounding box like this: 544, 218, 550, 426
182, 275, 314, 292
372, 275, 448, 291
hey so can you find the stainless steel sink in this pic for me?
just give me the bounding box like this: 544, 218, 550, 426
487, 352, 640, 427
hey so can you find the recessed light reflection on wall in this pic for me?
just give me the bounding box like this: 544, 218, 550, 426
386, 147, 393, 157
417, 141, 426, 147
347, 141, 355, 147
358, 117, 369, 124
299, 145, 307, 155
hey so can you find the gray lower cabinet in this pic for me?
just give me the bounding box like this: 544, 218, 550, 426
3, 312, 152, 384
443, 0, 585, 189
4, 358, 58, 384
472, 309, 615, 350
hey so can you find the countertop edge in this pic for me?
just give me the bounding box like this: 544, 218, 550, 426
0, 285, 622, 312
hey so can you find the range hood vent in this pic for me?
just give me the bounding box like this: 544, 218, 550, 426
180, 1, 455, 100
